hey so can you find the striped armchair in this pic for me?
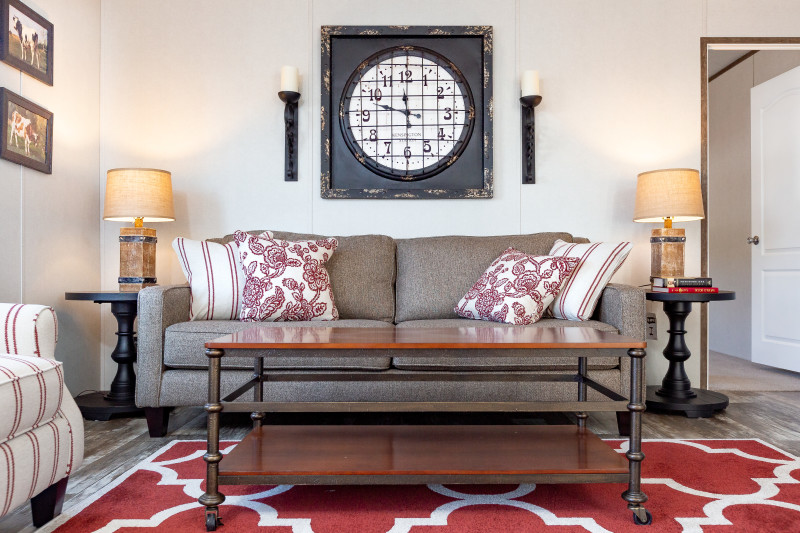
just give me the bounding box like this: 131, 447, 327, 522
0, 304, 84, 527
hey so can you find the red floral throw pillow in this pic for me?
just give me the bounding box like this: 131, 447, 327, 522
232, 230, 339, 322
455, 248, 579, 325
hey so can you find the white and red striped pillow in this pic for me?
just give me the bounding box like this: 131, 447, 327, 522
548, 239, 633, 321
172, 232, 272, 320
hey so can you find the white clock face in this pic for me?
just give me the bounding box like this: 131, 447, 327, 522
341, 47, 474, 181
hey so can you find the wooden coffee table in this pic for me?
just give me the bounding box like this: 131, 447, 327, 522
199, 326, 650, 530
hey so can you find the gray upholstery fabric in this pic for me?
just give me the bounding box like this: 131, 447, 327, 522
158, 368, 621, 406
392, 319, 621, 370
599, 283, 647, 399
164, 320, 393, 370
395, 232, 575, 322
210, 230, 396, 323
136, 284, 191, 406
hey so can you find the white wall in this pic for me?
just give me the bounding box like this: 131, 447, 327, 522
89, 0, 800, 390
0, 0, 101, 393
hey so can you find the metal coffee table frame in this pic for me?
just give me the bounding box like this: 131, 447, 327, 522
199, 327, 650, 530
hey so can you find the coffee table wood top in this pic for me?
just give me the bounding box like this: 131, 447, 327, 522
205, 326, 646, 350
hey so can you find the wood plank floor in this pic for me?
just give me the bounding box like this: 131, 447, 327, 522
2, 390, 800, 532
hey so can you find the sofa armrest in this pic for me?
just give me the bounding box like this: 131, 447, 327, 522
597, 283, 646, 399
136, 285, 190, 406
0, 303, 58, 359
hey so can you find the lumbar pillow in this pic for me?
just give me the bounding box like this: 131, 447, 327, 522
173, 231, 272, 321
232, 230, 339, 322
548, 239, 633, 321
455, 248, 579, 325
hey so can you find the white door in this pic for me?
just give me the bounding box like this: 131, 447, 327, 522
750, 65, 800, 371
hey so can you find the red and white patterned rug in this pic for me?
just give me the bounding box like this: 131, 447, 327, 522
41, 438, 800, 532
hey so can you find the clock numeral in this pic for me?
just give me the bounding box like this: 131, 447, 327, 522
423, 140, 432, 153
422, 74, 428, 87
399, 70, 412, 83
443, 108, 452, 120
369, 129, 378, 141
437, 86, 444, 99
369, 88, 382, 102
382, 75, 391, 87
384, 141, 391, 154
361, 110, 370, 122
404, 146, 412, 159
438, 128, 446, 140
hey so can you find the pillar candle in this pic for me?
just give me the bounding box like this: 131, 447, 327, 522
521, 70, 540, 97
280, 66, 300, 93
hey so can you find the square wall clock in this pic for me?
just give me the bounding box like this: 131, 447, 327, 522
321, 25, 493, 199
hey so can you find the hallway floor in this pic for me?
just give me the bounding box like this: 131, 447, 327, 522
710, 350, 800, 391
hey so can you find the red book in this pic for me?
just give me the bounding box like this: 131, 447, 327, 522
651, 286, 719, 294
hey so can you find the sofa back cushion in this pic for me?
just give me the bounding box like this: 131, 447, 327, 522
395, 233, 575, 323
213, 231, 396, 323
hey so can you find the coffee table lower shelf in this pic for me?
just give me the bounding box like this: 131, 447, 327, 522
218, 424, 629, 486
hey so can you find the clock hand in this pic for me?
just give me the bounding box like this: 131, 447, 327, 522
401, 91, 422, 120
378, 103, 406, 115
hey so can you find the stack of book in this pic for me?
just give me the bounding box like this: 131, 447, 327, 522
650, 277, 718, 293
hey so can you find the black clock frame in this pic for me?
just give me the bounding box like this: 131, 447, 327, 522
321, 25, 493, 199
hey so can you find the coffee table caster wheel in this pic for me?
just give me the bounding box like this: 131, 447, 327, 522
632, 507, 652, 526
206, 509, 221, 531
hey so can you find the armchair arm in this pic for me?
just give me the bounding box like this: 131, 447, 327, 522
597, 283, 647, 399
136, 285, 190, 406
0, 303, 57, 359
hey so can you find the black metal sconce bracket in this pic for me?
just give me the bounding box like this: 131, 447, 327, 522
278, 90, 300, 182
520, 95, 542, 184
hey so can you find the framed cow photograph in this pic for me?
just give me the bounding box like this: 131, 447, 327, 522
0, 88, 52, 173
0, 0, 53, 85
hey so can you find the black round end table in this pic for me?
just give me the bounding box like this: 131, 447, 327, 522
65, 291, 144, 420
645, 290, 736, 418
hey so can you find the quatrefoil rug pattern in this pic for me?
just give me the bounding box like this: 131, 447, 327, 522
42, 438, 800, 532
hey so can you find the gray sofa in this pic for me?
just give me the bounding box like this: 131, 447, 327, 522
137, 231, 645, 437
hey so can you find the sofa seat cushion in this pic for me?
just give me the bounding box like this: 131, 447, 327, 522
0, 354, 64, 445
395, 233, 575, 322
164, 320, 393, 370
392, 319, 621, 370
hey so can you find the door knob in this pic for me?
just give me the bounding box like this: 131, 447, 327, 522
747, 236, 760, 245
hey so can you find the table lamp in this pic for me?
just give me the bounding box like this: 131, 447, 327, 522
103, 168, 175, 292
633, 168, 705, 279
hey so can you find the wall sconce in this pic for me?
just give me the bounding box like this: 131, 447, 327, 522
278, 66, 300, 182
520, 70, 542, 184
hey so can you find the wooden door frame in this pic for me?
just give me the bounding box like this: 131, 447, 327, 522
700, 37, 800, 388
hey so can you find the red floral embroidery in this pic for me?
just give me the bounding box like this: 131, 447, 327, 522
455, 248, 578, 325
233, 231, 339, 322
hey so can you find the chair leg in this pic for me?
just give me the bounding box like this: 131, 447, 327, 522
616, 411, 632, 437
145, 407, 171, 437
30, 476, 68, 527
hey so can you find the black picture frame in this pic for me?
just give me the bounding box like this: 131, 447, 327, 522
0, 88, 53, 173
321, 25, 493, 199
1, 0, 53, 86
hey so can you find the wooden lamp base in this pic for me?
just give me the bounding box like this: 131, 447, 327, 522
119, 227, 157, 292
650, 227, 685, 278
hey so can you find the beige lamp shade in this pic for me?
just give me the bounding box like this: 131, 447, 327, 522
633, 168, 705, 223
103, 168, 175, 223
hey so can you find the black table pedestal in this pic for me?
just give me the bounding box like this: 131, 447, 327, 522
645, 293, 734, 418
66, 291, 144, 420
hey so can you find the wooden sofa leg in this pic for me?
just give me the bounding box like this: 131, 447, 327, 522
616, 411, 632, 437
145, 407, 170, 437
31, 476, 68, 527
